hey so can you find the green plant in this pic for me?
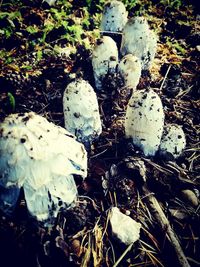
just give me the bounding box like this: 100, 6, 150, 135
166, 37, 186, 55
7, 92, 15, 111
122, 0, 138, 10
160, 0, 183, 8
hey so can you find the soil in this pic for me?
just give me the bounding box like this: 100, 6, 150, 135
0, 1, 199, 267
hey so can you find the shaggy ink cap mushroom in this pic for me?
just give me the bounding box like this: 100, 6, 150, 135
118, 54, 142, 90
63, 79, 102, 149
100, 0, 128, 32
121, 16, 157, 70
159, 124, 186, 159
125, 88, 164, 156
0, 112, 87, 225
92, 36, 118, 91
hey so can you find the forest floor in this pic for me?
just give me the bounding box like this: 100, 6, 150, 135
0, 0, 200, 266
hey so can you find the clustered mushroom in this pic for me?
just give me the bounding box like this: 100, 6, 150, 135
0, 1, 187, 228
92, 2, 158, 90
94, 0, 186, 158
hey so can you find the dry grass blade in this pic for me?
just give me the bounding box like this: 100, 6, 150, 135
142, 158, 174, 175
159, 65, 171, 91
139, 239, 159, 253
139, 242, 164, 267
81, 234, 92, 267
130, 261, 155, 267
141, 228, 160, 252
92, 224, 103, 267
112, 243, 133, 267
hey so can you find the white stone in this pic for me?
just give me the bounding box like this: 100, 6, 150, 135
196, 45, 200, 52
100, 0, 128, 32
0, 112, 87, 224
118, 54, 142, 89
125, 89, 164, 156
121, 17, 157, 70
92, 36, 118, 90
110, 207, 141, 245
159, 124, 186, 159
63, 79, 102, 148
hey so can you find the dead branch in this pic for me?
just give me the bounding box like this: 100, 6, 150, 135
142, 184, 190, 267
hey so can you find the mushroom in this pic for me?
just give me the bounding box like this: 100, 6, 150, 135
0, 112, 87, 225
159, 124, 186, 159
121, 17, 157, 70
125, 88, 164, 156
100, 0, 128, 32
118, 54, 142, 89
92, 36, 118, 90
63, 79, 102, 148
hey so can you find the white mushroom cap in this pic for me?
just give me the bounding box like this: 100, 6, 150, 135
92, 36, 118, 90
159, 124, 186, 159
100, 0, 128, 32
118, 54, 142, 89
63, 79, 102, 148
125, 89, 164, 156
120, 16, 157, 70
110, 207, 141, 245
0, 112, 87, 223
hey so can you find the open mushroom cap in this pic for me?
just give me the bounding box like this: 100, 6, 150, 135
0, 112, 87, 224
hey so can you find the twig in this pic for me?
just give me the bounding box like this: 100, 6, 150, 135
90, 148, 108, 159
142, 184, 191, 267
159, 65, 171, 91
0, 0, 3, 9
100, 31, 122, 35
187, 257, 200, 265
